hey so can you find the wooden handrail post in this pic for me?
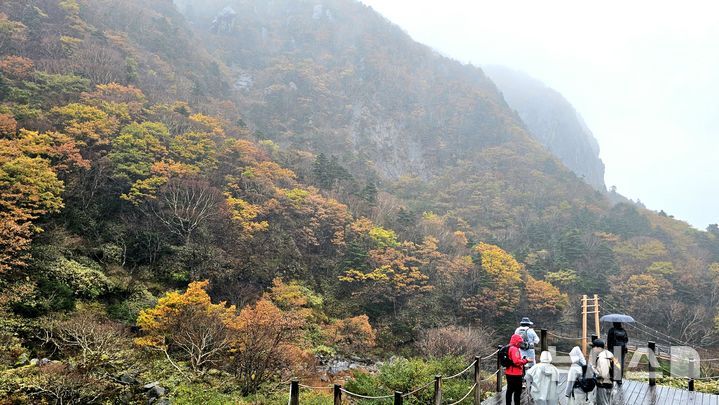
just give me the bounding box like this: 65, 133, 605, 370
582, 295, 588, 356
594, 294, 600, 336
333, 384, 342, 405
648, 341, 656, 386
433, 374, 442, 405
474, 356, 481, 404
688, 358, 695, 391
540, 329, 548, 352
290, 378, 299, 405
394, 391, 403, 404
496, 344, 503, 392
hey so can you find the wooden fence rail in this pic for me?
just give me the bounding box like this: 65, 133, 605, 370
289, 328, 716, 403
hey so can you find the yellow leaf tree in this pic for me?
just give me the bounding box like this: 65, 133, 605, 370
136, 280, 236, 376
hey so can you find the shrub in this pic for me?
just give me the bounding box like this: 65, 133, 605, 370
344, 356, 476, 404
324, 314, 376, 355
417, 325, 494, 361
48, 306, 128, 370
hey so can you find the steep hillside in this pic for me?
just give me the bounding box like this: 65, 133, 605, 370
164, 0, 718, 340
484, 65, 606, 190
176, 1, 578, 177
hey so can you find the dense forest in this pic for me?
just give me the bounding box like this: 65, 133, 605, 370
1, 0, 718, 403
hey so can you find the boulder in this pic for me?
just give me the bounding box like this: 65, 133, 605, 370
119, 371, 141, 385
144, 382, 166, 398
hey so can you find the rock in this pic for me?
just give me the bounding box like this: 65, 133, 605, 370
38, 358, 51, 366
320, 374, 329, 382
29, 358, 39, 366
207, 368, 222, 376
155, 399, 170, 405
144, 382, 166, 398
120, 372, 141, 385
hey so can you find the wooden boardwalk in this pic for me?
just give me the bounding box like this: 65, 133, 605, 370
482, 372, 719, 404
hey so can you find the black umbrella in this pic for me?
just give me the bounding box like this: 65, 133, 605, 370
600, 313, 635, 323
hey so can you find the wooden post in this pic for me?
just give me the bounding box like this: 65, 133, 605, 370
582, 295, 588, 356
394, 391, 403, 405
333, 384, 342, 405
594, 294, 601, 337
432, 374, 442, 405
289, 378, 299, 405
540, 329, 548, 352
433, 375, 442, 405
496, 345, 503, 392
688, 358, 695, 391
648, 341, 656, 386
474, 356, 481, 404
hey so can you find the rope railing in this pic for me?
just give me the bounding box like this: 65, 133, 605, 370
401, 379, 435, 397
601, 301, 698, 348
287, 319, 719, 404
339, 388, 394, 400
481, 348, 501, 360
298, 383, 333, 390
446, 383, 477, 405
547, 331, 584, 341
443, 359, 477, 380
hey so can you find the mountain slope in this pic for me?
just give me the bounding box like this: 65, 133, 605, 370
484, 65, 606, 190
172, 0, 609, 240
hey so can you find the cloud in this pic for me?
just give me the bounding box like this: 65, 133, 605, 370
361, 0, 719, 228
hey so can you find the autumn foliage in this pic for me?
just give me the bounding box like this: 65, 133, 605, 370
136, 280, 236, 375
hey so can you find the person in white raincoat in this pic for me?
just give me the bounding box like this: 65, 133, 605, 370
566, 346, 591, 405
525, 351, 560, 405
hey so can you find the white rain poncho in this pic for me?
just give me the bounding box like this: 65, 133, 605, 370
525, 351, 560, 405
566, 346, 591, 405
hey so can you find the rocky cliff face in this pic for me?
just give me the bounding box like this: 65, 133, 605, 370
484, 66, 606, 191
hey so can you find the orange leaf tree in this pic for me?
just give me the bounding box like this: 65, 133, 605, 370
227, 297, 307, 394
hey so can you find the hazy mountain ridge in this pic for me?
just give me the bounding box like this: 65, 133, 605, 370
174, 0, 564, 179
484, 65, 606, 190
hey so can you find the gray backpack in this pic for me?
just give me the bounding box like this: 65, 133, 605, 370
518, 328, 531, 350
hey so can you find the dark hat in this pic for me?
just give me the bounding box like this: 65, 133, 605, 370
520, 317, 533, 326
592, 338, 605, 348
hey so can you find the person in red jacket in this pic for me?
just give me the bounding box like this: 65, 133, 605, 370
506, 333, 529, 405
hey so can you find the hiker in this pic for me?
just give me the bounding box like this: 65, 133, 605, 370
515, 317, 540, 366
505, 334, 529, 405
590, 339, 619, 405
525, 350, 560, 405
607, 322, 628, 383
566, 346, 592, 405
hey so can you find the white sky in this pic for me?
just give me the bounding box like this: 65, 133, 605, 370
360, 0, 719, 229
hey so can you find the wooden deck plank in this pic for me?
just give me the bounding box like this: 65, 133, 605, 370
634, 383, 650, 404
482, 374, 719, 404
